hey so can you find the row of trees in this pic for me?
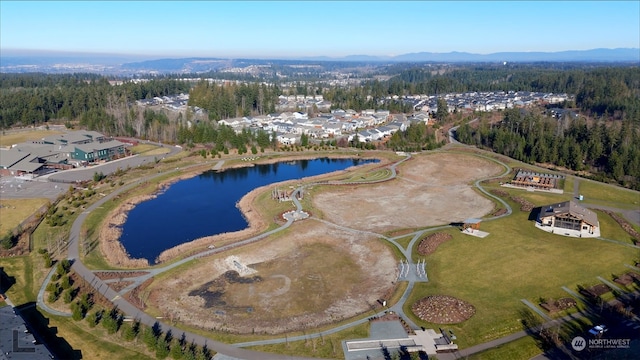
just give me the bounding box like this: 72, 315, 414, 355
0, 73, 190, 129
188, 81, 279, 120
385, 122, 445, 152
176, 122, 276, 152
384, 65, 640, 121
456, 109, 640, 189
2, 65, 638, 156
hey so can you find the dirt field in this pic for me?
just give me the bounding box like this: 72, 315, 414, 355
312, 153, 502, 232
147, 220, 396, 334
104, 151, 503, 334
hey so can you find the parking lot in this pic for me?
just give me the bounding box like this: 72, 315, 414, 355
0, 145, 180, 201
0, 176, 66, 200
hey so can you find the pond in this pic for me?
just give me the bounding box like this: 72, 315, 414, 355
119, 157, 378, 263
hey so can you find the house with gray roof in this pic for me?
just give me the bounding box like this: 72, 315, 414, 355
536, 200, 600, 238
0, 305, 56, 359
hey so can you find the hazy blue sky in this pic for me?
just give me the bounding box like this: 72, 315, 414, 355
1, 1, 638, 58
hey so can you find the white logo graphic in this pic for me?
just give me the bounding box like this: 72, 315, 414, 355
572, 336, 587, 351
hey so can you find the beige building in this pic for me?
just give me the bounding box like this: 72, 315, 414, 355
536, 200, 599, 238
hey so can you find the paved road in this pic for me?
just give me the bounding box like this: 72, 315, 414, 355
448, 118, 478, 144
35, 142, 639, 359
36, 148, 520, 358
41, 151, 322, 359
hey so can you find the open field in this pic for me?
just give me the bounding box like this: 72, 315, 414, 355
595, 209, 639, 244
4, 144, 640, 359
247, 322, 370, 359
0, 198, 48, 234
0, 129, 64, 147
577, 178, 640, 209
129, 143, 171, 156
404, 207, 635, 348
467, 335, 541, 360
312, 153, 502, 233
147, 220, 397, 334
46, 315, 153, 360
0, 256, 35, 304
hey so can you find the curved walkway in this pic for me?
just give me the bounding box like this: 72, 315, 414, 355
39, 145, 637, 359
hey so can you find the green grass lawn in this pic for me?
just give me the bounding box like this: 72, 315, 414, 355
0, 198, 49, 234
564, 177, 575, 195
0, 129, 64, 147
41, 313, 154, 360
577, 178, 640, 209
247, 322, 369, 359
595, 210, 639, 244
467, 335, 541, 360
404, 210, 634, 349
0, 256, 35, 304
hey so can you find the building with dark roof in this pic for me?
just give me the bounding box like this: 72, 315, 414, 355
0, 131, 126, 176
0, 306, 55, 359
536, 200, 600, 238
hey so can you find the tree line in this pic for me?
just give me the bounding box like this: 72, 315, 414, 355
187, 81, 279, 120
456, 108, 640, 189
0, 73, 190, 129
176, 122, 276, 154
383, 64, 640, 121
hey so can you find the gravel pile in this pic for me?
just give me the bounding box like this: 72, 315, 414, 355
411, 295, 475, 324
511, 196, 535, 211
417, 233, 453, 255
604, 210, 640, 243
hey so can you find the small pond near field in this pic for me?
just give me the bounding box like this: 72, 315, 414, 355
119, 157, 378, 263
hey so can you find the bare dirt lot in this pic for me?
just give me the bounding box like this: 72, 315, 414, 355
147, 220, 396, 334
312, 153, 502, 232
145, 152, 501, 334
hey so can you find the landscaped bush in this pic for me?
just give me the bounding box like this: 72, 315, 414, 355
86, 309, 102, 328
121, 320, 139, 341
63, 288, 75, 304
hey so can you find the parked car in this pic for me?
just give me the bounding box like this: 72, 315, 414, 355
588, 325, 607, 336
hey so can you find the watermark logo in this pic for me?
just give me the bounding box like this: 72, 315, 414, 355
588, 338, 631, 350
571, 335, 632, 351
571, 336, 587, 351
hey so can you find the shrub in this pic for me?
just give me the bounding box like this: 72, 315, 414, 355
43, 254, 53, 268
63, 288, 74, 304
155, 337, 170, 359
142, 326, 159, 350
71, 302, 84, 321
121, 321, 139, 341
60, 275, 72, 289
0, 231, 16, 250
86, 310, 102, 328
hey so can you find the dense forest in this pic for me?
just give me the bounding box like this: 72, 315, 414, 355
1, 64, 639, 188
324, 65, 640, 122
187, 80, 279, 120
0, 73, 190, 132
2, 64, 638, 129
176, 122, 276, 154
456, 109, 640, 189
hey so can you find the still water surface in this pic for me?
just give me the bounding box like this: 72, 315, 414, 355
120, 158, 377, 263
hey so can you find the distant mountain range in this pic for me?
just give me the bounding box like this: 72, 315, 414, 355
302, 48, 640, 62
1, 48, 638, 74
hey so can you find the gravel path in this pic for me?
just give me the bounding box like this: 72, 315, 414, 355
34, 143, 636, 359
